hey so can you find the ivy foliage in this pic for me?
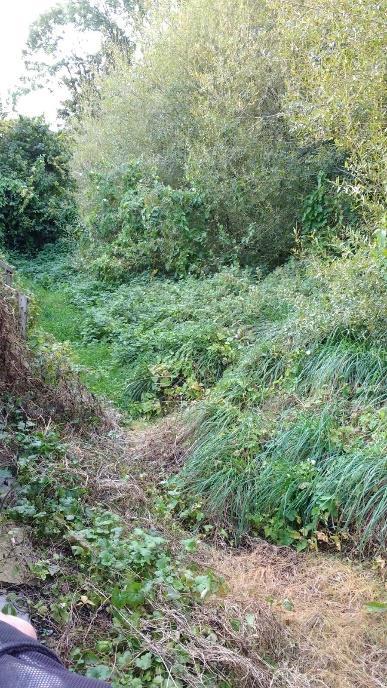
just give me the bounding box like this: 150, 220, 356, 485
1, 409, 228, 687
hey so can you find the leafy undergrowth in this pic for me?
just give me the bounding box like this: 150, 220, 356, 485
17, 241, 387, 554
2, 251, 386, 688
1, 405, 386, 688
17, 244, 255, 415
1, 405, 287, 687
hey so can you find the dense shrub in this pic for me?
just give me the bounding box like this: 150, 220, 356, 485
0, 117, 76, 252
83, 163, 215, 279
84, 157, 350, 279
274, 0, 386, 222
73, 0, 346, 273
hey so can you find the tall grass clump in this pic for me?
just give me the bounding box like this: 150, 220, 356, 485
178, 246, 387, 551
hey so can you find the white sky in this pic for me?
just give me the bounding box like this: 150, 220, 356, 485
0, 0, 67, 124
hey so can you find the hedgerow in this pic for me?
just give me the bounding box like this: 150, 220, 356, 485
0, 117, 76, 252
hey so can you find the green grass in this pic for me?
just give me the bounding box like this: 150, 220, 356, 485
32, 286, 82, 342
176, 247, 387, 551
312, 442, 387, 549
17, 243, 387, 552
27, 283, 132, 409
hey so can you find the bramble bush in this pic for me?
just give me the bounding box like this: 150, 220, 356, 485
22, 251, 256, 416
83, 163, 217, 279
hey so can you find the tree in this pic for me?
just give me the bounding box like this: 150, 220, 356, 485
273, 0, 386, 223
20, 0, 146, 120
73, 0, 341, 270
0, 99, 7, 120
0, 117, 76, 252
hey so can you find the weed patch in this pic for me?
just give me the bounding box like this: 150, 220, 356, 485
15, 243, 387, 552
1, 405, 287, 687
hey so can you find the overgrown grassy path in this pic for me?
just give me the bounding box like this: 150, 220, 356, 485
26, 282, 134, 410
12, 261, 385, 688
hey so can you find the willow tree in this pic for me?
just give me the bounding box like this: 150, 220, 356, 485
74, 0, 339, 269
273, 0, 386, 225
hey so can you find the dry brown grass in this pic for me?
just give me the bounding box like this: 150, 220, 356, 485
130, 415, 188, 473
112, 417, 387, 688
202, 543, 387, 688
153, 599, 285, 687
63, 422, 147, 516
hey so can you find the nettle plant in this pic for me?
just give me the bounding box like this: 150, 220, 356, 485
300, 172, 358, 254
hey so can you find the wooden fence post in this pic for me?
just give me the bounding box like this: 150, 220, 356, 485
0, 259, 29, 338
0, 259, 14, 287
18, 293, 29, 338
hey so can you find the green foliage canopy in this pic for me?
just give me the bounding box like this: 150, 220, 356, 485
73, 0, 344, 274
0, 117, 76, 252
273, 0, 386, 222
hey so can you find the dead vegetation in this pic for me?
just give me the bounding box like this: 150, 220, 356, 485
51, 418, 387, 688
130, 415, 189, 474
201, 543, 387, 688
104, 412, 387, 688
0, 287, 102, 422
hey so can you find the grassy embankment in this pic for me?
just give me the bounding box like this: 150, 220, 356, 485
17, 241, 387, 554
4, 244, 385, 688
22, 280, 131, 408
